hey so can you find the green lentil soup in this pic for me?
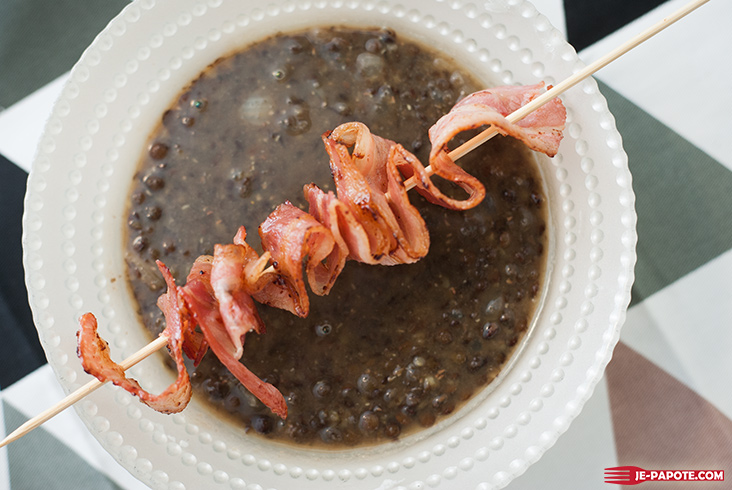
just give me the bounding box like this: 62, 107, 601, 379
124, 26, 548, 448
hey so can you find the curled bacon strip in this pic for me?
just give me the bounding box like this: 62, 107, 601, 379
211, 242, 266, 359
180, 257, 210, 365
426, 82, 566, 210
77, 261, 192, 414
180, 257, 288, 419
317, 123, 431, 265
257, 202, 338, 317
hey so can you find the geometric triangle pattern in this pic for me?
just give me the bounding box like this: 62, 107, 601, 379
4, 402, 123, 490
0, 0, 130, 109
0, 157, 45, 389
606, 342, 732, 488
598, 83, 732, 307
564, 0, 666, 51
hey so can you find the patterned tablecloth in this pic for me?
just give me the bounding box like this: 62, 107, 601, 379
1, 0, 730, 488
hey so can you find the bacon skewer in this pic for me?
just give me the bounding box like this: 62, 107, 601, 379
67, 87, 566, 422
0, 0, 709, 447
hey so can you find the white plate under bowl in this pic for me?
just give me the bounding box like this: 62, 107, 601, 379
22, 0, 636, 488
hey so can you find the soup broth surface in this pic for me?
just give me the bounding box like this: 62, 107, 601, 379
125, 26, 547, 447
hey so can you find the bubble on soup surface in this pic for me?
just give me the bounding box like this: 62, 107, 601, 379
239, 95, 275, 122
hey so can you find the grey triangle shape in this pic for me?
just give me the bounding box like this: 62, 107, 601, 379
0, 0, 131, 109
4, 401, 124, 490
599, 81, 732, 305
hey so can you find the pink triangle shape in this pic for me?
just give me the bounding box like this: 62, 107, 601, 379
606, 341, 732, 488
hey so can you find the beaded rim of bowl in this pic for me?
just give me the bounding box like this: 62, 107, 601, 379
23, 0, 636, 489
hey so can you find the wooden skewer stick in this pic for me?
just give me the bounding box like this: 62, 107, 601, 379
0, 335, 169, 448
0, 0, 710, 450
402, 0, 712, 192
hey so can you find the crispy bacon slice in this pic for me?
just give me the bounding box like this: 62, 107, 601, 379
231, 226, 274, 295
179, 262, 288, 419
257, 201, 338, 317
211, 242, 266, 359
382, 144, 432, 262
180, 256, 211, 365
323, 134, 394, 262
304, 183, 356, 281
76, 261, 192, 414
323, 123, 430, 265
426, 82, 566, 210
179, 262, 233, 356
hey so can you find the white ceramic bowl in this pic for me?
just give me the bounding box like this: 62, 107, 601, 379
23, 0, 636, 488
